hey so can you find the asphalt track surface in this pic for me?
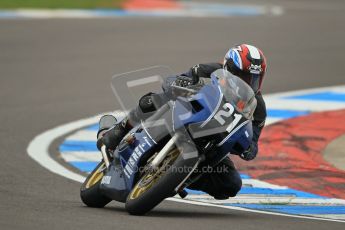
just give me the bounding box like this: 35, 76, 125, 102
1, 0, 345, 229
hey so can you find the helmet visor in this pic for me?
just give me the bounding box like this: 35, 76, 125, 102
240, 73, 260, 93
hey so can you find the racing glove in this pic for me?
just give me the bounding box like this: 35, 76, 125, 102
240, 142, 258, 161
173, 75, 195, 87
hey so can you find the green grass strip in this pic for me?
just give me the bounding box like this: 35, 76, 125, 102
0, 0, 125, 9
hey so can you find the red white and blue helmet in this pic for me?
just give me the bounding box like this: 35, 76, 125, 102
223, 44, 267, 93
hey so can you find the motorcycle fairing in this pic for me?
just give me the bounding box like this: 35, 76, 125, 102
172, 84, 222, 130
173, 74, 253, 162
100, 130, 157, 202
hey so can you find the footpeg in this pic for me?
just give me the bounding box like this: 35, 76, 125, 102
178, 189, 188, 199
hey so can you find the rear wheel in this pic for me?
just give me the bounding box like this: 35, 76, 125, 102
125, 147, 198, 215
80, 161, 111, 208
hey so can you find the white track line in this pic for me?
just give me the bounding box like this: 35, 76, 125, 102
265, 85, 345, 97
264, 98, 345, 111
167, 198, 345, 223
27, 86, 345, 223
241, 178, 287, 189
60, 151, 102, 162
265, 117, 284, 125
185, 195, 345, 205
27, 111, 125, 183
66, 130, 98, 141
27, 116, 100, 183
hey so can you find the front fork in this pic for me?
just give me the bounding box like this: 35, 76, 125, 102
100, 145, 111, 168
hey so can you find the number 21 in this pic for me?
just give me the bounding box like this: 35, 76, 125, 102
214, 103, 242, 133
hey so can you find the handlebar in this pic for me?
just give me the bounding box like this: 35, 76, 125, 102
170, 85, 198, 98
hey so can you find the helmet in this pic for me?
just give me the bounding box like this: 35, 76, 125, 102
223, 44, 267, 93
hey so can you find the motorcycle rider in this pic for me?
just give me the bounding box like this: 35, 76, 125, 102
97, 44, 267, 199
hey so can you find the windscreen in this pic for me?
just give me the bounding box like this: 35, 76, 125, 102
212, 69, 257, 119
110, 66, 173, 112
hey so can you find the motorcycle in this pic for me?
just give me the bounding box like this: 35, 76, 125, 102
80, 66, 257, 215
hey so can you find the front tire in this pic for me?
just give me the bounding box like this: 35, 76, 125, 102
80, 161, 111, 208
125, 148, 198, 215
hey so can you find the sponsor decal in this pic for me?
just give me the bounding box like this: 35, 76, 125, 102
143, 136, 152, 147
124, 146, 144, 178
101, 176, 112, 185
248, 64, 262, 74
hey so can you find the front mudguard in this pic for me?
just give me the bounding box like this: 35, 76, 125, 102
99, 163, 129, 203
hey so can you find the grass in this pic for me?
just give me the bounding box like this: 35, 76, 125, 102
0, 0, 125, 9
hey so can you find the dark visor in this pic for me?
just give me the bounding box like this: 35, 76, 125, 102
240, 74, 260, 93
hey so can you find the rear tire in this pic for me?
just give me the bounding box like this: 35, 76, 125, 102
80, 161, 111, 208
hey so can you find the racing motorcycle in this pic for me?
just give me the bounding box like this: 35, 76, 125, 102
80, 67, 257, 215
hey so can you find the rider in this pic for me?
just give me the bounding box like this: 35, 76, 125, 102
97, 44, 267, 199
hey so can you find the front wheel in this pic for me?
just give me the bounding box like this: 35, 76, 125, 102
125, 147, 198, 215
80, 161, 111, 208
